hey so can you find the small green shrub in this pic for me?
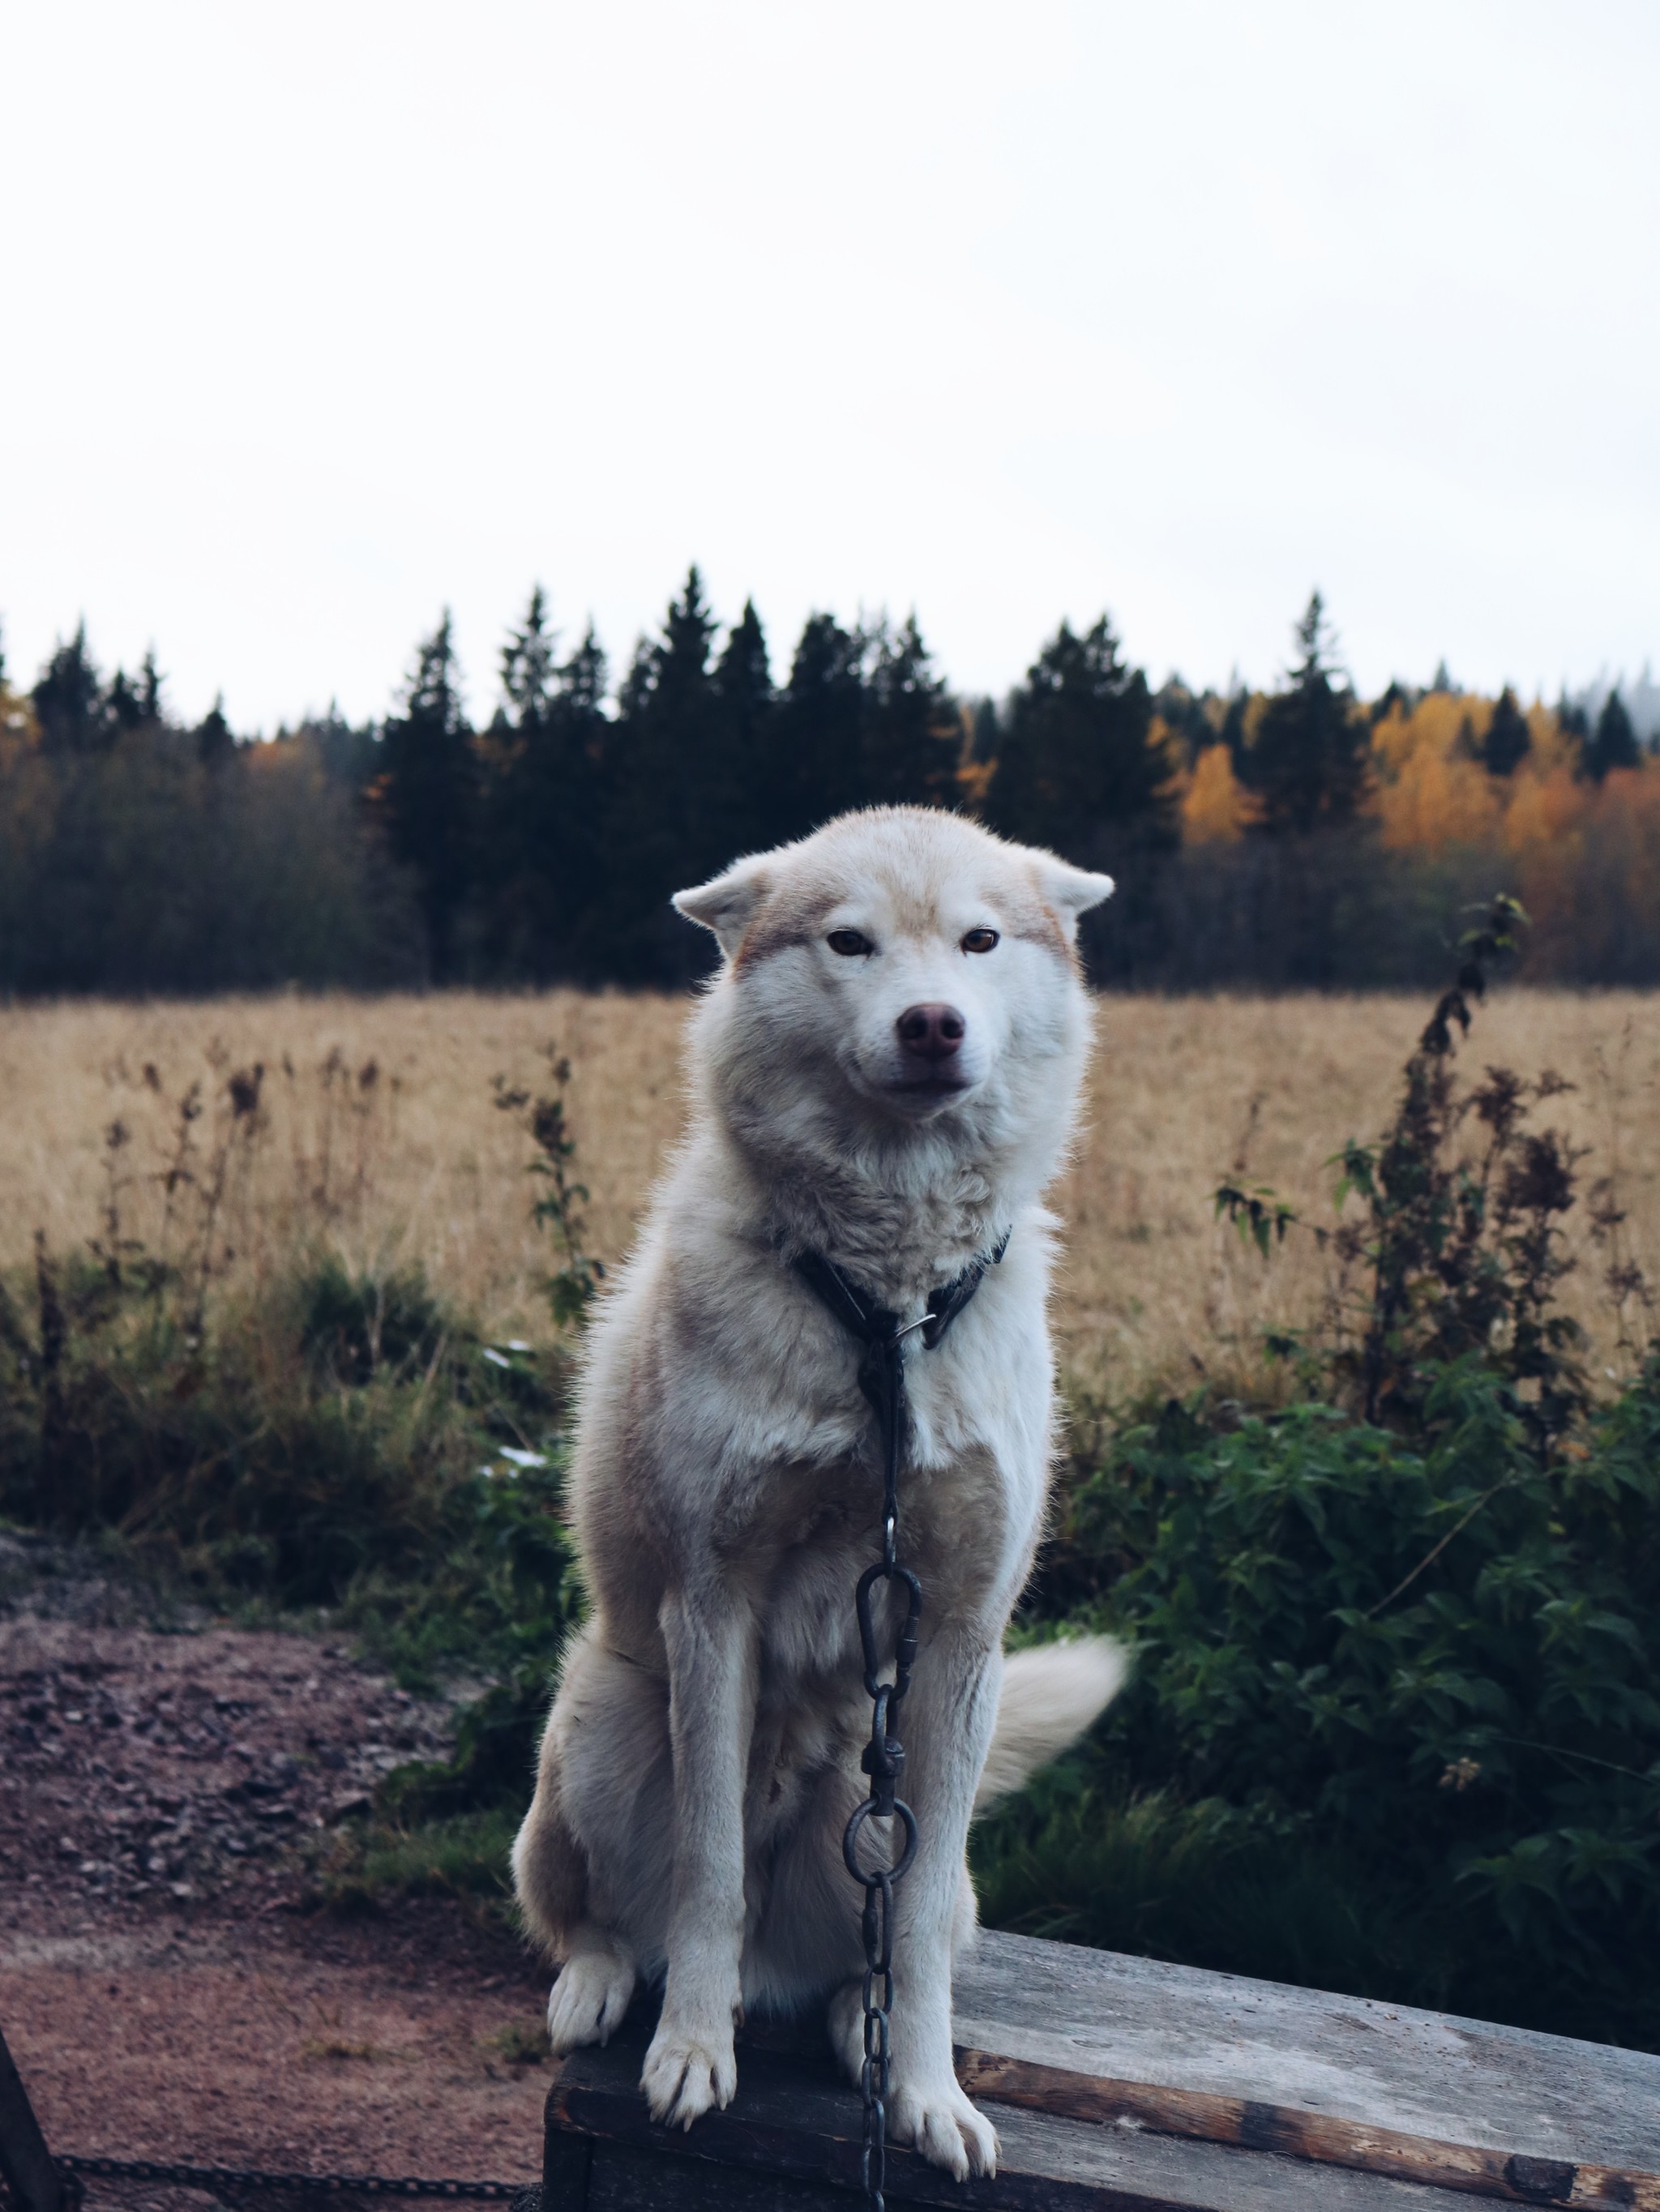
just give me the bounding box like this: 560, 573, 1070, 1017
1011, 1358, 1660, 2042
0, 1244, 576, 1615
295, 1256, 447, 1384
310, 1804, 524, 1915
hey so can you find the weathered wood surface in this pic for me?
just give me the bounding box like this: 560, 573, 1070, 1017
541, 1934, 1660, 2209
545, 2034, 1471, 2210
951, 1930, 1660, 2208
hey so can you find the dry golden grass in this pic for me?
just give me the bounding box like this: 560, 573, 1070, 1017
2, 988, 1655, 1397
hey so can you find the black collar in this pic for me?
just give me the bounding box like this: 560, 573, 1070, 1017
792, 1232, 1009, 1441
792, 1231, 1009, 1362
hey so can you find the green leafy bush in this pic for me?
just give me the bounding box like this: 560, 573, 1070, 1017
992, 1357, 1660, 2042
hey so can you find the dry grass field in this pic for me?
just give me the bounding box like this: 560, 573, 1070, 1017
2, 987, 1656, 1398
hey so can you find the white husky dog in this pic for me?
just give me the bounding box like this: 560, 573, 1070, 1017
511, 806, 1125, 2180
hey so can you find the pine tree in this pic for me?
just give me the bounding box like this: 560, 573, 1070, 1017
379, 610, 476, 979
968, 696, 1002, 768
195, 694, 235, 768
601, 568, 720, 976
1219, 689, 1248, 768
500, 584, 557, 725
32, 624, 107, 754
986, 614, 1171, 856
774, 612, 870, 840
105, 669, 147, 734
139, 648, 165, 726
1369, 680, 1410, 727
1555, 691, 1589, 743
486, 593, 610, 980
862, 613, 961, 810
709, 599, 778, 854
550, 623, 610, 949
1583, 689, 1640, 782
1482, 687, 1532, 777
1243, 593, 1368, 836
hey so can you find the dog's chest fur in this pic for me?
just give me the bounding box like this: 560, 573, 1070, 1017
579, 1238, 1047, 1676
739, 1429, 1017, 1692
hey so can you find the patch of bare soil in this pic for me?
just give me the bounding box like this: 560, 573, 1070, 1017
0, 1539, 551, 2200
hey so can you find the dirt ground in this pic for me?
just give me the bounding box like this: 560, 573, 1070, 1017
0, 1540, 552, 2200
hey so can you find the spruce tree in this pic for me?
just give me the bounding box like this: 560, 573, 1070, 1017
379, 610, 476, 979
1243, 593, 1368, 835
1219, 689, 1249, 768
1583, 689, 1640, 781
1555, 691, 1589, 743
32, 623, 107, 753
106, 669, 147, 734
774, 612, 870, 839
139, 648, 165, 727
195, 695, 235, 768
500, 584, 557, 725
862, 613, 962, 810
710, 599, 778, 854
601, 568, 720, 976
1482, 687, 1532, 777
986, 614, 1171, 857
486, 593, 610, 980
968, 696, 1002, 768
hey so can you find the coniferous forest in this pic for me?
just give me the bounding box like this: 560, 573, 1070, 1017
3, 575, 1658, 995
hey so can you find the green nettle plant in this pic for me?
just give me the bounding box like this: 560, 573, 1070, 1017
986, 900, 1660, 2049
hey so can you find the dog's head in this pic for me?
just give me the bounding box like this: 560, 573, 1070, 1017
674, 810, 1111, 1182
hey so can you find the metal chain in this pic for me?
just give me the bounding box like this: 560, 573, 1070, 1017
54, 2158, 524, 2202
841, 1321, 922, 2212
790, 1234, 1006, 2210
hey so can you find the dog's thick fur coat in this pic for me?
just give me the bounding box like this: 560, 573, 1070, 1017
511, 807, 1124, 2179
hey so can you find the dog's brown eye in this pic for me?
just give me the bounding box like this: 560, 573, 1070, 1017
961, 927, 999, 954
827, 929, 873, 957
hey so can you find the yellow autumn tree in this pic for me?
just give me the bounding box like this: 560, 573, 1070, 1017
1180, 741, 1255, 841
1359, 686, 1659, 976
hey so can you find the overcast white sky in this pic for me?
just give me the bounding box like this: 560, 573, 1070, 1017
3, 1, 1656, 730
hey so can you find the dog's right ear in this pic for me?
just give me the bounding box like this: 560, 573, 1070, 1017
673, 857, 771, 961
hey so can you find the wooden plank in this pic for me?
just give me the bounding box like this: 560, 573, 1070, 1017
546, 2035, 1478, 2210
585, 2141, 854, 2211
541, 2121, 593, 2209
951, 1932, 1660, 2210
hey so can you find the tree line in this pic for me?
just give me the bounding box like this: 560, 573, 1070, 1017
2, 580, 1655, 995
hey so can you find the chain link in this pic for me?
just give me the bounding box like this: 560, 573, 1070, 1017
55, 2158, 524, 2202
841, 1318, 922, 2212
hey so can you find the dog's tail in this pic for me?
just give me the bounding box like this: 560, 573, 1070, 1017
973, 1636, 1128, 1814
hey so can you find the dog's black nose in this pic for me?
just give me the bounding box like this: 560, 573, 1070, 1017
896, 1003, 965, 1061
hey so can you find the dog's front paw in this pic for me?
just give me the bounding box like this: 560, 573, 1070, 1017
546, 1937, 636, 2052
641, 2016, 738, 2131
888, 2075, 999, 2182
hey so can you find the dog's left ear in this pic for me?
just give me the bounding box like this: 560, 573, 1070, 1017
1032, 856, 1115, 942
673, 857, 771, 960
